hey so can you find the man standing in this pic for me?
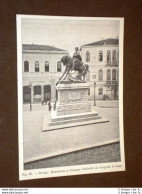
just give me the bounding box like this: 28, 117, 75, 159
48, 101, 52, 111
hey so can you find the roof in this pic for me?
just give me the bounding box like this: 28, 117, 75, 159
22, 44, 67, 52
82, 38, 119, 47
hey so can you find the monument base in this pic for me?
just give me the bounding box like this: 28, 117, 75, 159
42, 110, 109, 131
42, 82, 109, 131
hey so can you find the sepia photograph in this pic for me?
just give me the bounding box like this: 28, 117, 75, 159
17, 15, 125, 180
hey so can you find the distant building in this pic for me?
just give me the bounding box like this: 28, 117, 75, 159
80, 38, 119, 100
22, 44, 68, 104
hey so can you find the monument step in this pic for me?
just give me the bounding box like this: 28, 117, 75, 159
51, 112, 99, 122
42, 115, 109, 131
50, 115, 102, 126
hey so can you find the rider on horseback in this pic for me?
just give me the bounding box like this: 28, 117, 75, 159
59, 50, 89, 82
73, 47, 82, 61
72, 47, 82, 69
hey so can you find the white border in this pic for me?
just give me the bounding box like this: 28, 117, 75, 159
17, 15, 125, 180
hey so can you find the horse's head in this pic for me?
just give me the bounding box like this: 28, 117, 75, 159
61, 55, 70, 66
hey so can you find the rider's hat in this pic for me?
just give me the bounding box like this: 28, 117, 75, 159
75, 47, 79, 50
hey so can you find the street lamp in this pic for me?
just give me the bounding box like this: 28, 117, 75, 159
29, 82, 32, 111
94, 82, 96, 106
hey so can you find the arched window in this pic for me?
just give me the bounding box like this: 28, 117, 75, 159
99, 69, 103, 81
35, 61, 39, 72
86, 51, 90, 62
107, 69, 111, 81
112, 50, 116, 61
99, 51, 103, 61
57, 61, 61, 72
24, 61, 29, 72
112, 69, 116, 80
45, 61, 49, 72
107, 50, 111, 62
98, 88, 103, 95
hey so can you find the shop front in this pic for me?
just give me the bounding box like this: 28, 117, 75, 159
23, 83, 53, 104
23, 86, 31, 103
44, 85, 51, 101
33, 85, 42, 103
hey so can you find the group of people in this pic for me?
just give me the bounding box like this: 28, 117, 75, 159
41, 99, 56, 111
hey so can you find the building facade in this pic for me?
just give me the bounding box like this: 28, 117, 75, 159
80, 38, 119, 100
22, 44, 68, 104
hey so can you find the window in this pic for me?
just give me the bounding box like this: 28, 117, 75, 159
107, 69, 111, 80
24, 61, 29, 72
112, 50, 116, 61
34, 85, 41, 95
107, 50, 111, 61
112, 69, 116, 80
57, 61, 61, 72
99, 69, 103, 81
45, 61, 49, 72
35, 61, 39, 72
99, 51, 103, 61
98, 88, 103, 95
86, 51, 90, 62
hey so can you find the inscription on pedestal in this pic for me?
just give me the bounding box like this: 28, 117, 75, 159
57, 103, 91, 116
56, 83, 91, 116
68, 91, 81, 100
59, 89, 88, 104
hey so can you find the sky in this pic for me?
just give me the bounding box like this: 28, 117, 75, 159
21, 17, 119, 56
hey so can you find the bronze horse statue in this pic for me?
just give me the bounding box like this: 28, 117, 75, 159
59, 55, 89, 82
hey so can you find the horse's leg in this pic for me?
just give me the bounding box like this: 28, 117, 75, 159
63, 69, 70, 80
59, 66, 67, 81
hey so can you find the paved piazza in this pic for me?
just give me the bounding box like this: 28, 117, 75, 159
23, 102, 119, 163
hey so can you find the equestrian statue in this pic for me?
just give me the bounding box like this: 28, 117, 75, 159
59, 47, 89, 83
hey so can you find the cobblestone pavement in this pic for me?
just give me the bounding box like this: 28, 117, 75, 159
23, 103, 119, 163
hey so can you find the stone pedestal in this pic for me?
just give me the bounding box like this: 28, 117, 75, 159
56, 82, 91, 116
42, 82, 109, 131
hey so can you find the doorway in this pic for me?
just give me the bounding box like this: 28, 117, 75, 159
114, 89, 118, 100
34, 85, 41, 103
44, 85, 51, 101
23, 86, 31, 103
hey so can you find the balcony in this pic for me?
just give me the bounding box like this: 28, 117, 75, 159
106, 61, 118, 66
106, 81, 118, 85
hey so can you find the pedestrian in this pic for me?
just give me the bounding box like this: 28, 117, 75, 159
53, 101, 56, 110
45, 99, 47, 105
48, 101, 52, 111
41, 99, 44, 106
